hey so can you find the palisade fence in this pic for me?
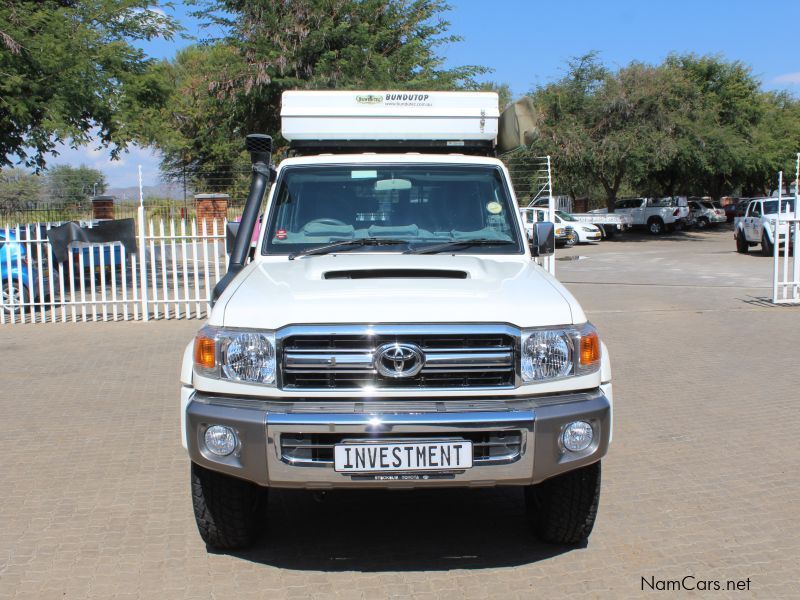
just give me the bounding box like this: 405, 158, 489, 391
1, 159, 559, 325
771, 162, 800, 305
0, 210, 228, 325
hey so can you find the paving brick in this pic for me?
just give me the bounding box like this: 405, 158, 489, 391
0, 228, 797, 598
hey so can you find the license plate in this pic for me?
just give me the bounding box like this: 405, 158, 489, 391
334, 440, 473, 473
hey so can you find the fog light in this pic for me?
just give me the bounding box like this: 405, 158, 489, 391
562, 421, 593, 452
204, 425, 237, 456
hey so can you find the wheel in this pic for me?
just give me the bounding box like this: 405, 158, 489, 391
761, 232, 774, 257
647, 217, 665, 235
525, 461, 601, 545
2, 283, 29, 316
191, 462, 267, 550
564, 229, 578, 247
696, 217, 708, 229
735, 231, 749, 254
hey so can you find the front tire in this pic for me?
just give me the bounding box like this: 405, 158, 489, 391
191, 462, 267, 550
526, 461, 601, 545
736, 231, 749, 254
2, 283, 29, 316
761, 232, 774, 257
564, 230, 578, 247
696, 217, 708, 229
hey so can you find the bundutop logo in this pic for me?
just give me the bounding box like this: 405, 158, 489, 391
356, 94, 384, 105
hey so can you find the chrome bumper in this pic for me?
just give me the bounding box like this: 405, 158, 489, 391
185, 390, 610, 489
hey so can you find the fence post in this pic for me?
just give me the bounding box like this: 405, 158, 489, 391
137, 166, 149, 321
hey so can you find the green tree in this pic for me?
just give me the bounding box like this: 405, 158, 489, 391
649, 55, 767, 200
530, 54, 692, 210
0, 1, 178, 169
45, 165, 107, 204
0, 168, 43, 215
156, 0, 488, 185
745, 91, 800, 196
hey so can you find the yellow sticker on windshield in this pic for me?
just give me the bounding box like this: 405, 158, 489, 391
487, 201, 503, 214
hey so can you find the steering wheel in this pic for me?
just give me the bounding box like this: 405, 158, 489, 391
303, 218, 348, 229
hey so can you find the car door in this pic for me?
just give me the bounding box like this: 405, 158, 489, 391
750, 202, 763, 240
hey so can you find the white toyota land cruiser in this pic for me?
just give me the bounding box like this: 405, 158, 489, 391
180, 91, 613, 550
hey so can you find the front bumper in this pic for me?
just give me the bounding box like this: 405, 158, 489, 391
185, 389, 611, 489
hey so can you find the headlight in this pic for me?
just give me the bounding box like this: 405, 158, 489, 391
194, 326, 276, 385
581, 226, 595, 232
520, 323, 601, 383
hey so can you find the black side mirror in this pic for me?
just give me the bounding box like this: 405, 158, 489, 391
530, 222, 555, 257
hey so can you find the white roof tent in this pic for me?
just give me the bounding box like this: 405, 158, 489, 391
281, 90, 500, 155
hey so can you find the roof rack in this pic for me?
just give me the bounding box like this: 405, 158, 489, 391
281, 91, 499, 157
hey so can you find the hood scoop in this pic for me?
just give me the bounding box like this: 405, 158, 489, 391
324, 268, 468, 280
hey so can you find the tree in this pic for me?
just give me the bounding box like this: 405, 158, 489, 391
0, 1, 178, 169
651, 55, 767, 200
745, 91, 800, 196
45, 165, 107, 204
0, 168, 43, 215
155, 0, 489, 185
530, 54, 692, 210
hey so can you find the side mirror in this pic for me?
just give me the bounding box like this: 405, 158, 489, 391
530, 222, 555, 257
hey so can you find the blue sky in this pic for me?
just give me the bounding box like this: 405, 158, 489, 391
48, 0, 800, 187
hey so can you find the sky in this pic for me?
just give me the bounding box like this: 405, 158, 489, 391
44, 0, 800, 188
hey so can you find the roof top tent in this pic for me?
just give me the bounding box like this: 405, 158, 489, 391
281, 90, 503, 155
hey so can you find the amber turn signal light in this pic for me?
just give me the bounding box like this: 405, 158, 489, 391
194, 335, 216, 369
580, 331, 600, 365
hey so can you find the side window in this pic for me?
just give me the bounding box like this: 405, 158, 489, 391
751, 203, 761, 218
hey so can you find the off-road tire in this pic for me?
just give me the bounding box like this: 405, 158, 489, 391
736, 231, 749, 254
761, 232, 774, 257
647, 217, 665, 235
696, 217, 708, 229
191, 462, 267, 550
526, 461, 601, 545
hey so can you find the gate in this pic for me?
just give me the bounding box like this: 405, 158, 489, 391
0, 212, 227, 325
771, 163, 800, 305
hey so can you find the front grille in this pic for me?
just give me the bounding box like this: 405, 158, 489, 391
280, 331, 516, 390
280, 431, 523, 466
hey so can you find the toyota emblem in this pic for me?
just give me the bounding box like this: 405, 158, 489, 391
374, 343, 425, 378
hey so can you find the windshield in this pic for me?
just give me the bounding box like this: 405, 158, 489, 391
555, 210, 577, 222
263, 164, 523, 255
763, 199, 795, 214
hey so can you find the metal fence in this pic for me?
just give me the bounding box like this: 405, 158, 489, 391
1, 211, 227, 324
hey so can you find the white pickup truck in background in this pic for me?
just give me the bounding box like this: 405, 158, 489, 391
591, 197, 684, 234
734, 197, 797, 255
528, 199, 631, 238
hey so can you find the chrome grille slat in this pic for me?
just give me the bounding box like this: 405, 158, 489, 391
280, 328, 517, 390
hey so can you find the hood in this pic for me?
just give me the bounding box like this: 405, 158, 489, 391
215, 254, 582, 329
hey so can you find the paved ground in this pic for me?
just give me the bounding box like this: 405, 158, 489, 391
1, 226, 798, 599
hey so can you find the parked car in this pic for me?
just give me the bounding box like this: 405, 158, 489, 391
555, 211, 603, 245
734, 197, 797, 255
724, 199, 748, 223
0, 229, 38, 315
591, 197, 681, 234
688, 199, 727, 228
524, 208, 581, 247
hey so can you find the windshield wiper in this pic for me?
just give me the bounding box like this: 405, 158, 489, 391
288, 237, 408, 260
404, 238, 517, 255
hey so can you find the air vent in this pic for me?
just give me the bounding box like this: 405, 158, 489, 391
324, 269, 468, 280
